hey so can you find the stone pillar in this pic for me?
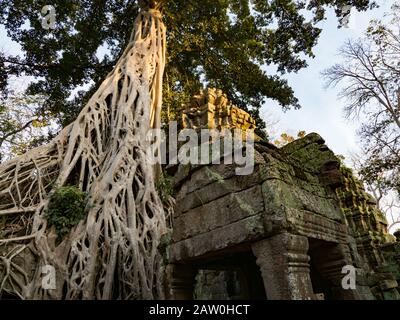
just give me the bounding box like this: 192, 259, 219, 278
251, 233, 315, 300
166, 264, 197, 300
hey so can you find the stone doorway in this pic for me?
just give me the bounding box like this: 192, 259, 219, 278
194, 251, 267, 300
168, 250, 267, 300
308, 238, 347, 300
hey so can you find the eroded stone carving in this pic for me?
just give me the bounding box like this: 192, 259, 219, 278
182, 88, 256, 131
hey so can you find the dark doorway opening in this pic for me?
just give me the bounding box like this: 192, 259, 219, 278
308, 238, 338, 300
194, 251, 266, 300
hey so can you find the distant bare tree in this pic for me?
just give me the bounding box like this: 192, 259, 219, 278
323, 2, 400, 203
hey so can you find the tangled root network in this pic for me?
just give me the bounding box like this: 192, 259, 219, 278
0, 9, 169, 299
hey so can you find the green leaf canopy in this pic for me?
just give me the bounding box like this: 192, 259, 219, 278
0, 0, 375, 133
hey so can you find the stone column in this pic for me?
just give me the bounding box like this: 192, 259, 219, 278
251, 233, 315, 300
166, 264, 197, 300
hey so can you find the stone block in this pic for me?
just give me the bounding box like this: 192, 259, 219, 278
167, 214, 265, 262
173, 185, 264, 242
176, 166, 266, 216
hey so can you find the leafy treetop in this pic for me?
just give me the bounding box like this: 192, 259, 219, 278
0, 0, 376, 135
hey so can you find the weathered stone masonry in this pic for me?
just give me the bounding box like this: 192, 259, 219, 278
162, 88, 400, 300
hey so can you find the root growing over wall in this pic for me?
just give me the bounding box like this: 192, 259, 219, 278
0, 8, 168, 299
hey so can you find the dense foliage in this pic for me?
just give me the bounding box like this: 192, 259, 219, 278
45, 185, 89, 238
0, 0, 375, 136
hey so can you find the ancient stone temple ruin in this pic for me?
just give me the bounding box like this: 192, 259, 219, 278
162, 88, 400, 300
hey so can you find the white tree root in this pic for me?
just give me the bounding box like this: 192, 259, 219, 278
0, 9, 168, 299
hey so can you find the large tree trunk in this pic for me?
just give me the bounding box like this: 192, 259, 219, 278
0, 7, 168, 299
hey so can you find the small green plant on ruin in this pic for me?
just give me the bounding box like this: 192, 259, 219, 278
44, 186, 89, 239
156, 172, 174, 203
